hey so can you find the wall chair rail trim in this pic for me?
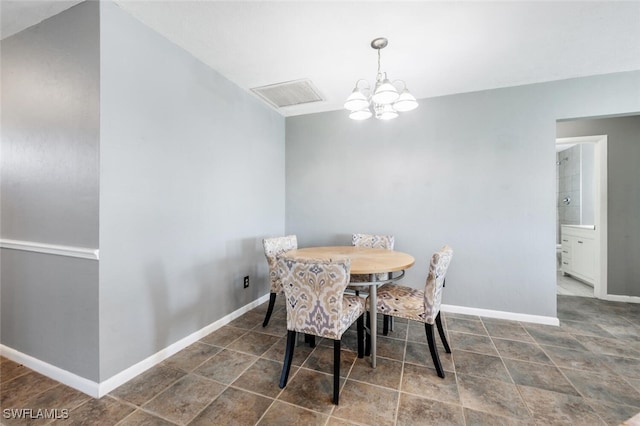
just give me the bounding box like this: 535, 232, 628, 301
0, 239, 99, 260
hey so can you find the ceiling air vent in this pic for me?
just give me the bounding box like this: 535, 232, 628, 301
251, 79, 324, 109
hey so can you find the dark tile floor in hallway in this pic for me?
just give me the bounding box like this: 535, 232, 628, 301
2, 295, 640, 425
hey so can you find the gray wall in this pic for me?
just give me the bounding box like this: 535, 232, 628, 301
99, 2, 285, 379
0, 251, 99, 379
286, 72, 640, 318
0, 1, 99, 246
2, 0, 285, 383
0, 1, 100, 380
557, 115, 640, 297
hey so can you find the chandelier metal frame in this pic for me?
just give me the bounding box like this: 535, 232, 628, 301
344, 37, 418, 121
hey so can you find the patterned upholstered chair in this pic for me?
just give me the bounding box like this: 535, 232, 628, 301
350, 233, 395, 335
276, 257, 365, 404
262, 235, 298, 327
367, 245, 453, 378
349, 233, 395, 290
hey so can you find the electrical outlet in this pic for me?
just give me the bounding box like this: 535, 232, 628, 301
243, 276, 250, 288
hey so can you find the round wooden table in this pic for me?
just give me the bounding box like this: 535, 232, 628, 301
282, 246, 415, 367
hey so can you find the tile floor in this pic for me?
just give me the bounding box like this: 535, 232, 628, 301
2, 295, 640, 425
557, 270, 595, 298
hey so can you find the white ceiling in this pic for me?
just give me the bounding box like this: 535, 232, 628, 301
3, 1, 640, 117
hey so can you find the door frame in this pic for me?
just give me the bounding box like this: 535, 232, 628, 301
556, 135, 607, 299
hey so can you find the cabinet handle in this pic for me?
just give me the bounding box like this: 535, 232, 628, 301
563, 262, 569, 265
562, 239, 569, 242
577, 240, 583, 244
562, 250, 569, 254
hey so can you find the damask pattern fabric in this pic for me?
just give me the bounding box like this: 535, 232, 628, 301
424, 246, 453, 322
350, 233, 395, 285
376, 285, 428, 322
276, 257, 366, 340
263, 235, 298, 294
369, 245, 453, 325
351, 234, 395, 249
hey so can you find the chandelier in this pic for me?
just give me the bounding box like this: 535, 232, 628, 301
344, 37, 418, 120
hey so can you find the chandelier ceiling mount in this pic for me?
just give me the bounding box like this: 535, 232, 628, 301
370, 37, 388, 50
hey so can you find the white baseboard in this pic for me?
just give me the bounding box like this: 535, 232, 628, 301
0, 345, 100, 397
0, 293, 270, 398
97, 293, 270, 397
602, 294, 640, 304
441, 304, 560, 326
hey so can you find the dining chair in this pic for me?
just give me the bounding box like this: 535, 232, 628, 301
366, 245, 453, 378
350, 233, 396, 335
276, 256, 365, 405
349, 233, 395, 289
262, 235, 298, 327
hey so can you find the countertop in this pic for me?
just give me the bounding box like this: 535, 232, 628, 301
561, 224, 595, 230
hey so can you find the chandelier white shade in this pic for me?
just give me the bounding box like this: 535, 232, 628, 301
349, 108, 373, 120
344, 83, 370, 112
344, 37, 418, 120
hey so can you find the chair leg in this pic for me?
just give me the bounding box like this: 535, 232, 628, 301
435, 312, 451, 353
357, 314, 364, 358
333, 339, 341, 405
263, 292, 277, 327
425, 323, 445, 378
364, 312, 371, 356
304, 334, 316, 348
383, 315, 389, 336
279, 331, 296, 388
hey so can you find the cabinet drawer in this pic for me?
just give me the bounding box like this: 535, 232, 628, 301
561, 246, 571, 258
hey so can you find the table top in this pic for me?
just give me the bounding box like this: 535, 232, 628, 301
282, 246, 415, 275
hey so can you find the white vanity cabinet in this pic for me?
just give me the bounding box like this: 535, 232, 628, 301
560, 225, 595, 286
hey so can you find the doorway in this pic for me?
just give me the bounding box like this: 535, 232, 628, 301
555, 135, 608, 299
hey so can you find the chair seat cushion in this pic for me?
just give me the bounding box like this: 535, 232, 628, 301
348, 273, 370, 292
347, 276, 370, 294
350, 272, 390, 283
350, 273, 370, 283
348, 272, 391, 293
338, 294, 366, 338
370, 284, 430, 324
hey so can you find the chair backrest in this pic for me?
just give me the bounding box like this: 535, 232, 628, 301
352, 233, 395, 250
276, 257, 351, 340
263, 235, 298, 293
424, 246, 454, 324
352, 234, 395, 282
